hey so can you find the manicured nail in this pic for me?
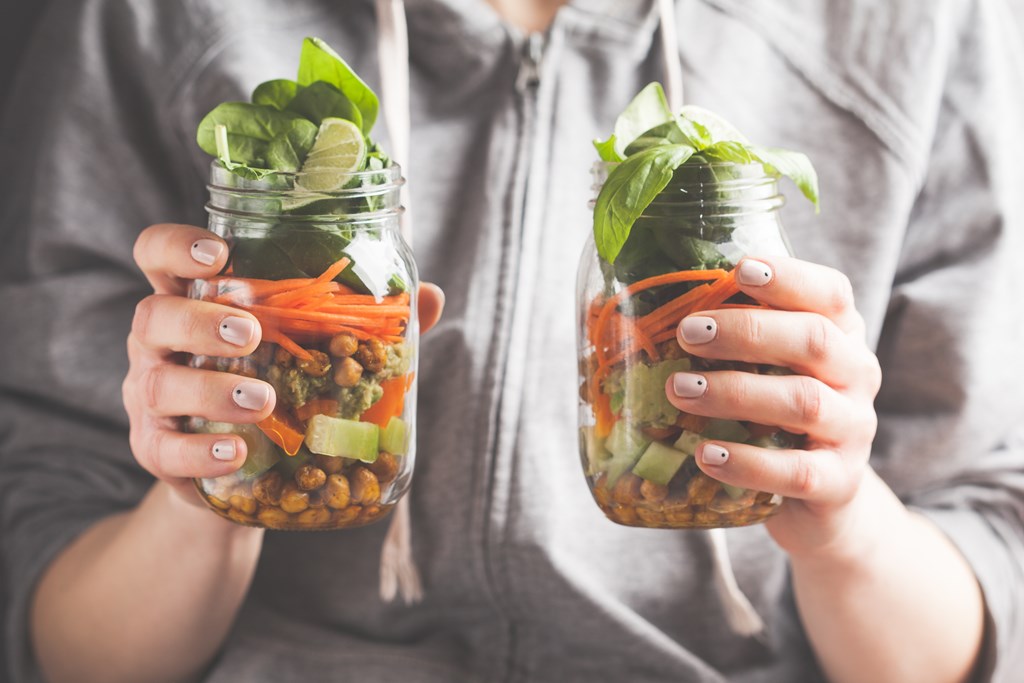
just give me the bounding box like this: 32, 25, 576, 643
212, 439, 236, 461
191, 239, 224, 266
672, 372, 708, 398
219, 316, 256, 347
737, 259, 773, 287
232, 382, 271, 411
680, 316, 717, 344
701, 443, 730, 465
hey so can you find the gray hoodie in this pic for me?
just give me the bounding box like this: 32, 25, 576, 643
2, 1, 1023, 681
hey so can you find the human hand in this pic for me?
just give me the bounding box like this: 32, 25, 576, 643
664, 256, 882, 559
123, 224, 444, 505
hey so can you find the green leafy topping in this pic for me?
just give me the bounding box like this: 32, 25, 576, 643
252, 79, 303, 110
594, 85, 821, 263
297, 37, 378, 132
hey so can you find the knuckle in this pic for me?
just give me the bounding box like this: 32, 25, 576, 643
804, 317, 833, 364
742, 312, 767, 348
830, 272, 855, 314
142, 364, 171, 413
791, 452, 820, 498
133, 225, 158, 266
793, 377, 826, 427
862, 352, 883, 394
132, 296, 158, 344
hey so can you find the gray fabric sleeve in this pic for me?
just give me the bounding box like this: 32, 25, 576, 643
0, 4, 207, 681
873, 2, 1024, 680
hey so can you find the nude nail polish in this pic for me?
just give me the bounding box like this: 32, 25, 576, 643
232, 382, 271, 411
701, 444, 730, 465
680, 316, 717, 344
191, 239, 224, 266
737, 259, 773, 287
219, 316, 255, 347
212, 439, 236, 461
672, 372, 708, 398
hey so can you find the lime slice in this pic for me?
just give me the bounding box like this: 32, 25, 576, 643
296, 117, 366, 193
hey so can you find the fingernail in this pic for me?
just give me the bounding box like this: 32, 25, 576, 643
701, 443, 730, 466
232, 382, 271, 411
680, 316, 717, 344
219, 316, 256, 347
212, 439, 236, 461
738, 259, 773, 287
672, 372, 708, 398
191, 239, 224, 266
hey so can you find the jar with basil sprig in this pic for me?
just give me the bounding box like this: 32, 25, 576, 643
577, 83, 820, 530
187, 38, 419, 531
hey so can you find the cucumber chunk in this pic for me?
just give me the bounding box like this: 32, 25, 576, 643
632, 440, 690, 486
673, 429, 704, 456
305, 414, 379, 463
196, 421, 281, 479
380, 417, 409, 456
721, 483, 748, 499
702, 419, 750, 443
582, 427, 612, 475
603, 421, 651, 487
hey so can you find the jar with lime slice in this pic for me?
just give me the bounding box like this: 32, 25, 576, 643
577, 84, 820, 529
187, 39, 419, 531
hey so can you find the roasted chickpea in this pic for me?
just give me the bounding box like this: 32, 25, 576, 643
279, 482, 310, 513
350, 467, 381, 505
611, 474, 643, 505
297, 507, 331, 526
664, 508, 694, 525
686, 474, 719, 506
296, 349, 331, 378
229, 495, 257, 516
369, 452, 399, 484
323, 474, 351, 509
333, 356, 363, 387
227, 508, 256, 525
359, 504, 386, 524
329, 332, 359, 358
610, 504, 639, 526
640, 480, 669, 503
205, 495, 231, 510
274, 346, 294, 368
333, 506, 361, 525
295, 464, 327, 491
694, 510, 721, 526
315, 453, 345, 475
354, 338, 387, 373
252, 471, 284, 506
258, 506, 291, 528
636, 507, 665, 526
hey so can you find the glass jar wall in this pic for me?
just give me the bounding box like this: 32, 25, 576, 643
577, 162, 799, 529
190, 163, 418, 530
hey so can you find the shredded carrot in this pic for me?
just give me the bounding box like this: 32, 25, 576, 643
257, 407, 306, 456
313, 257, 352, 284
261, 329, 313, 361
676, 413, 710, 432
638, 283, 715, 336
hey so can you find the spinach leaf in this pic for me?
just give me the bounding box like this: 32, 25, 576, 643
285, 81, 362, 128
747, 145, 820, 210
298, 37, 379, 132
593, 143, 695, 263
593, 82, 673, 162
252, 79, 303, 110
197, 102, 318, 167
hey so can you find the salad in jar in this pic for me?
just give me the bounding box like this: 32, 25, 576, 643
578, 83, 820, 529
187, 38, 418, 531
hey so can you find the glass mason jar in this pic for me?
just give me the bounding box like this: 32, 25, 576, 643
577, 161, 800, 529
189, 162, 418, 530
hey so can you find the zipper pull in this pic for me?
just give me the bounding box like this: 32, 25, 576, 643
515, 33, 545, 93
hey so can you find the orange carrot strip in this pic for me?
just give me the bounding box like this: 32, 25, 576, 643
638, 283, 714, 336
257, 407, 306, 456
261, 329, 313, 361
243, 304, 393, 327
313, 257, 352, 284
360, 375, 411, 427
262, 281, 351, 308
295, 399, 340, 422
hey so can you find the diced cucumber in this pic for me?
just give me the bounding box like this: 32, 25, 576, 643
582, 427, 612, 475
721, 483, 748, 500
702, 419, 750, 443
305, 414, 380, 463
609, 391, 624, 416
673, 429, 704, 456
632, 440, 690, 486
380, 417, 409, 456
195, 421, 281, 479
606, 421, 651, 461
603, 421, 651, 487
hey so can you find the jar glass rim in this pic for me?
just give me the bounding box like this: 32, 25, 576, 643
207, 160, 404, 197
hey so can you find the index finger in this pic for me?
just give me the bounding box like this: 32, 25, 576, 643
134, 224, 229, 295
733, 256, 863, 335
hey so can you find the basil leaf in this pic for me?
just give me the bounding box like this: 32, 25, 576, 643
252, 79, 303, 110
594, 136, 622, 162
677, 105, 750, 145
593, 82, 673, 161
197, 102, 318, 167
700, 140, 759, 164
298, 37, 379, 132
285, 81, 362, 128
594, 144, 696, 263
624, 116, 712, 156
748, 145, 820, 210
